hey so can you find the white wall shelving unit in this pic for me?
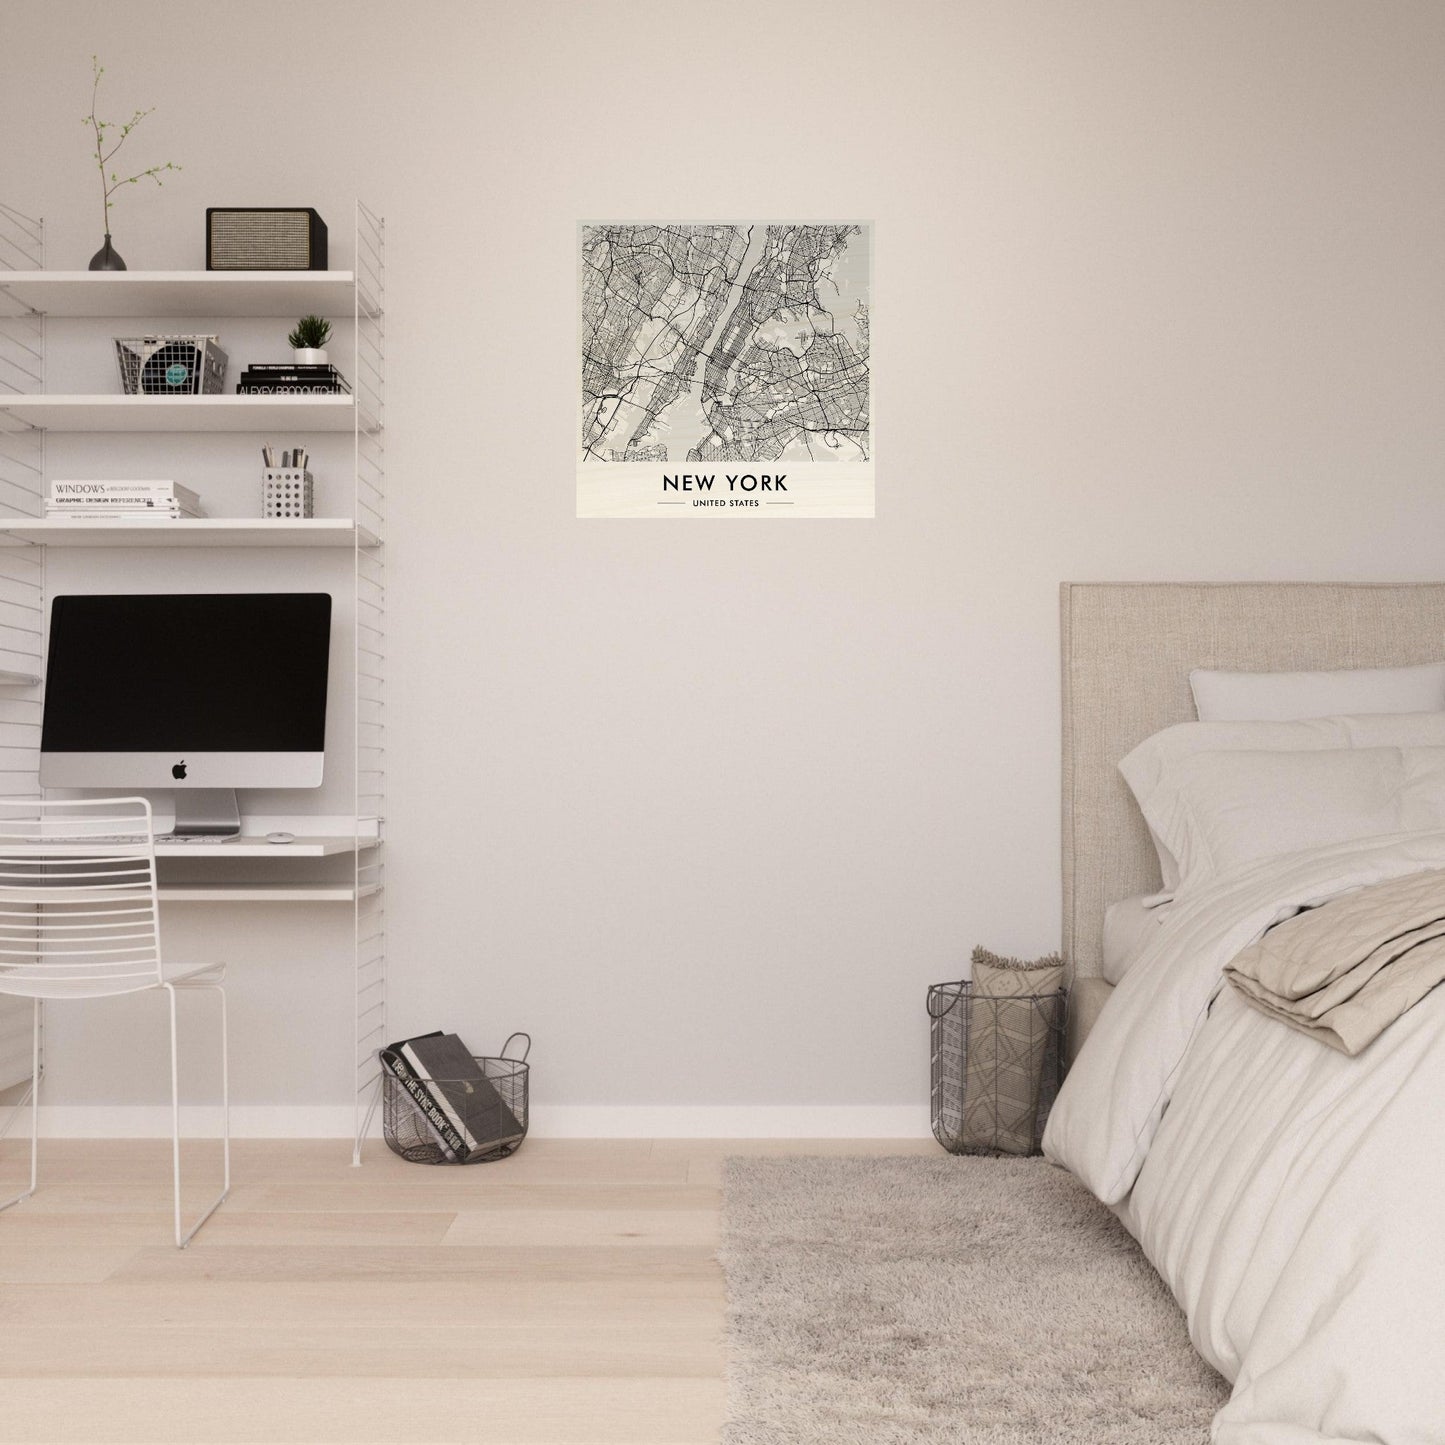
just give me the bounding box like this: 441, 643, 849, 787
0, 199, 387, 1159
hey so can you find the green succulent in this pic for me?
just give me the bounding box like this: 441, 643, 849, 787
288, 315, 332, 350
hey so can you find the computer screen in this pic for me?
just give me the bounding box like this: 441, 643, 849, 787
40, 592, 332, 789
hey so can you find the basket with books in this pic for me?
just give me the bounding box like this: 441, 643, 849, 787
380, 1031, 530, 1164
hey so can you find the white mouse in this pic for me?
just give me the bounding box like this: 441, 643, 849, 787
266, 831, 295, 845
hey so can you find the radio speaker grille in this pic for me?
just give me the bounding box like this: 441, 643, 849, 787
206, 208, 328, 270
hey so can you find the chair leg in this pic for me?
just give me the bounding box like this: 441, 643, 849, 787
164, 981, 230, 1249
0, 998, 40, 1214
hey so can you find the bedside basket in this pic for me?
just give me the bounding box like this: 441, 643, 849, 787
928, 980, 1065, 1157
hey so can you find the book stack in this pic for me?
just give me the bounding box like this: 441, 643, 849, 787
47, 480, 205, 519
236, 363, 350, 396
383, 1031, 526, 1162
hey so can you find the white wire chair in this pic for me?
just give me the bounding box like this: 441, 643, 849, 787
0, 796, 229, 1247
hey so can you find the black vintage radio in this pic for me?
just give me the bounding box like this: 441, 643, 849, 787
205, 208, 328, 270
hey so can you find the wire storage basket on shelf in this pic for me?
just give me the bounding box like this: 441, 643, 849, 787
114, 334, 228, 395
380, 1033, 530, 1165
928, 981, 1065, 1157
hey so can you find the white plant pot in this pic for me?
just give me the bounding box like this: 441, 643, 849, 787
294, 348, 328, 365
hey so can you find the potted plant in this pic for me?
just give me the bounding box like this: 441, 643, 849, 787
83, 56, 181, 271
288, 315, 332, 366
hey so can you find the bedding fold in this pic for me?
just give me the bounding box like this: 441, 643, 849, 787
1225, 867, 1445, 1054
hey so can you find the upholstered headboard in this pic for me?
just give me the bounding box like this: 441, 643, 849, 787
1061, 581, 1445, 980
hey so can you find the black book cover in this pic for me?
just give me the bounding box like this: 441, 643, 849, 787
239, 376, 349, 389
399, 1033, 525, 1159
239, 365, 349, 391
382, 1032, 464, 1158
243, 363, 345, 375
237, 382, 350, 394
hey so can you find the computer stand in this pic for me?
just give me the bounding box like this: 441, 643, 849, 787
171, 790, 241, 838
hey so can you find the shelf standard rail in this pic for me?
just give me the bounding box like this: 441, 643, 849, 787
352, 200, 386, 1163
0, 202, 44, 1097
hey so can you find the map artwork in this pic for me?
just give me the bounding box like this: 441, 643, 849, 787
578, 222, 872, 518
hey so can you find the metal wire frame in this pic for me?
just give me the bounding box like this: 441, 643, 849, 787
927, 979, 1066, 1157
0, 203, 44, 407
352, 200, 386, 1163
0, 796, 229, 1245
0, 205, 43, 1100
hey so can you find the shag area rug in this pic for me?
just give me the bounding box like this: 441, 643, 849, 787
720, 1156, 1229, 1444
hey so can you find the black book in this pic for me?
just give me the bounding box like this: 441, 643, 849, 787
244, 362, 345, 375
237, 382, 350, 395
396, 1032, 525, 1160
241, 375, 348, 387
381, 1032, 464, 1159
240, 364, 349, 388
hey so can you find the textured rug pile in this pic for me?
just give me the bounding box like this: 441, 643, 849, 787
720, 1155, 1229, 1444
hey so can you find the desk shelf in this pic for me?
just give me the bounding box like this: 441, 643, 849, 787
154, 834, 370, 859
159, 882, 380, 903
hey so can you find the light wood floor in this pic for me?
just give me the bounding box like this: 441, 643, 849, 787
0, 1137, 936, 1444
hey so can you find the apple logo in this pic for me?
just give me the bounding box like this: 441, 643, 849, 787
172, 761, 187, 780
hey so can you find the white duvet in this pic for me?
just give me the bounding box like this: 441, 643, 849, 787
1044, 831, 1445, 1445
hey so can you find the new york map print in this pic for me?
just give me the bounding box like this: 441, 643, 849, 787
578, 222, 872, 518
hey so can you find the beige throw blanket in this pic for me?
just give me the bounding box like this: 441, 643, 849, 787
1225, 866, 1445, 1054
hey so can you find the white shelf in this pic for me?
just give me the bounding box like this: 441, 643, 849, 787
158, 883, 379, 903
0, 270, 362, 318
0, 394, 362, 433
0, 517, 378, 548
0, 670, 39, 686
153, 835, 364, 859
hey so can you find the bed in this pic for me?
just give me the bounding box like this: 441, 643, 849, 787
1046, 581, 1445, 1445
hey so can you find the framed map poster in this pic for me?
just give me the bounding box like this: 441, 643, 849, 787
578, 222, 872, 518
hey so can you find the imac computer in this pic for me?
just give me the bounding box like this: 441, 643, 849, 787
40, 593, 333, 837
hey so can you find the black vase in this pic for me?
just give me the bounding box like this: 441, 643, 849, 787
88, 234, 126, 271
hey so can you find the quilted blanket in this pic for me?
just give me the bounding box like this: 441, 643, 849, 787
1226, 867, 1445, 1053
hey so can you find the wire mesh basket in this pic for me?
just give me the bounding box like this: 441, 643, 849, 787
114, 334, 228, 395
380, 1033, 530, 1165
928, 981, 1065, 1157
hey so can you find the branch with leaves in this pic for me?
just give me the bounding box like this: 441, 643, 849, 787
84, 56, 180, 235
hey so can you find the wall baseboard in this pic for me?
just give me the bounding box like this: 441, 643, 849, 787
32, 1105, 363, 1139
25, 1103, 932, 1140
533, 1105, 932, 1138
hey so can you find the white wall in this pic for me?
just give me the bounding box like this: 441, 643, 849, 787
3, 1, 1444, 1134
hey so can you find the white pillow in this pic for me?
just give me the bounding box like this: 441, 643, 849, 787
1132, 746, 1445, 900
1190, 662, 1445, 722
1119, 712, 1445, 895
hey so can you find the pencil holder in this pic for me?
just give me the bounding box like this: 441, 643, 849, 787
262, 468, 314, 519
